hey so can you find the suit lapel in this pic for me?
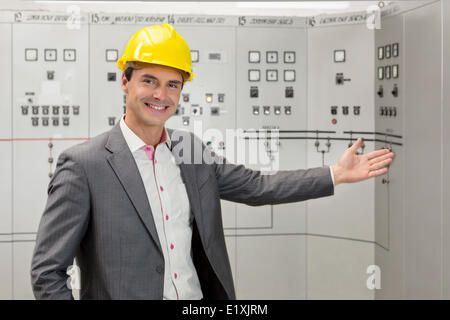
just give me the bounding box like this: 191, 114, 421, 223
105, 123, 163, 255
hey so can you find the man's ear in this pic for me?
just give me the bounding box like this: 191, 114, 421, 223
121, 72, 129, 94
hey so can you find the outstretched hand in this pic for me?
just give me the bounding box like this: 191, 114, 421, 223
331, 138, 394, 186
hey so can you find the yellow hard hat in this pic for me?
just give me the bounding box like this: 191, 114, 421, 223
117, 24, 195, 82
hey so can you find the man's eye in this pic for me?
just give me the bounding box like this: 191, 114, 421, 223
168, 83, 179, 89
143, 79, 155, 84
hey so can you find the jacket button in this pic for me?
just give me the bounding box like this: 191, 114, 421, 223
156, 265, 164, 274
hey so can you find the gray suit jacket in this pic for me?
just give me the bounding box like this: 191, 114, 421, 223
30, 123, 334, 300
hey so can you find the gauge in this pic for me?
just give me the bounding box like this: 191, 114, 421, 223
334, 49, 345, 63
248, 51, 260, 63
266, 69, 278, 81
284, 70, 295, 82
248, 69, 260, 82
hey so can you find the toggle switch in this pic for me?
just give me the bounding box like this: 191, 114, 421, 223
331, 106, 338, 115
335, 73, 351, 85
62, 105, 70, 115
250, 86, 259, 98
107, 72, 116, 81
391, 84, 398, 97
274, 106, 281, 115
191, 105, 202, 116
47, 71, 55, 80
377, 85, 384, 98
210, 107, 219, 116
336, 73, 344, 85
108, 117, 116, 126
284, 106, 291, 115
285, 87, 294, 98
63, 117, 70, 126
52, 106, 60, 115
21, 105, 29, 115
32, 105, 39, 115
342, 106, 349, 115
175, 105, 184, 116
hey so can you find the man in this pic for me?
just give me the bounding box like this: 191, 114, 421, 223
31, 24, 394, 300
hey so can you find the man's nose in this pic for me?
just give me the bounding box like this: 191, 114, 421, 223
152, 85, 167, 101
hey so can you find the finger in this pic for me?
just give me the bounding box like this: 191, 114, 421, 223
366, 148, 391, 160
368, 152, 394, 166
368, 167, 388, 178
349, 138, 362, 152
369, 157, 393, 170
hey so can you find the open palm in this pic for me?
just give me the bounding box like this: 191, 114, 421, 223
331, 138, 395, 185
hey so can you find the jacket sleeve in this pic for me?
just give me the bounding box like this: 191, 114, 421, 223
30, 151, 90, 300
202, 142, 335, 206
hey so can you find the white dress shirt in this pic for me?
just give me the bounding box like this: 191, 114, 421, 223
120, 115, 203, 300
330, 166, 335, 186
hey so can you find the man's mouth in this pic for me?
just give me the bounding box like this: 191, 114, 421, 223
144, 102, 169, 111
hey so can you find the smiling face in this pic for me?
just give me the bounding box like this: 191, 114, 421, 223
121, 63, 184, 130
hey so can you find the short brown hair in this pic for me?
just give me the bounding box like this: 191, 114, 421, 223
123, 61, 187, 87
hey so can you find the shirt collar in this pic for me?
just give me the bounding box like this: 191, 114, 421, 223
119, 114, 171, 153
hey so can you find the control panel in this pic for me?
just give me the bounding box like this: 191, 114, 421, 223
0, 10, 402, 301
236, 26, 307, 130
375, 17, 403, 135
374, 14, 404, 252
12, 22, 89, 138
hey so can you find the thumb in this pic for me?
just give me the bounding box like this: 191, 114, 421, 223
349, 138, 362, 152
